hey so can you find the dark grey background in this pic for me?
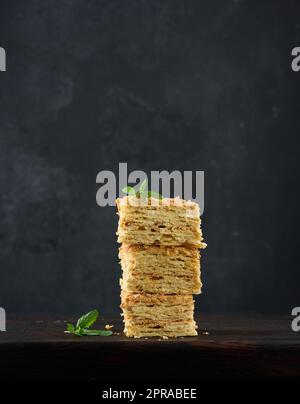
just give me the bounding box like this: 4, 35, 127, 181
0, 0, 299, 317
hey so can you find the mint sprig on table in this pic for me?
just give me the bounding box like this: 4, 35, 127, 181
122, 179, 163, 199
64, 309, 113, 337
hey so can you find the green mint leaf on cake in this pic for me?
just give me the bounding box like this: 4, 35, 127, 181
139, 179, 147, 194
122, 179, 163, 200
65, 309, 113, 337
122, 186, 136, 196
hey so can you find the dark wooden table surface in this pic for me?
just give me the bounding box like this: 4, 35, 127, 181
1, 315, 299, 385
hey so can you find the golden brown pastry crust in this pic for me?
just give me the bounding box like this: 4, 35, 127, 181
116, 196, 206, 248
121, 290, 194, 306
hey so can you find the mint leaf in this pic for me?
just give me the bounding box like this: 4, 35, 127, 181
76, 309, 98, 330
65, 310, 113, 337
122, 180, 163, 200
139, 179, 147, 194
81, 329, 113, 336
66, 323, 75, 333
122, 186, 136, 196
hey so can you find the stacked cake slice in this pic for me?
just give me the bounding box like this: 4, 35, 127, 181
116, 196, 206, 338
119, 245, 201, 295
121, 291, 196, 338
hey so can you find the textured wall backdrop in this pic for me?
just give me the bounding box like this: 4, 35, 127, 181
0, 0, 299, 316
